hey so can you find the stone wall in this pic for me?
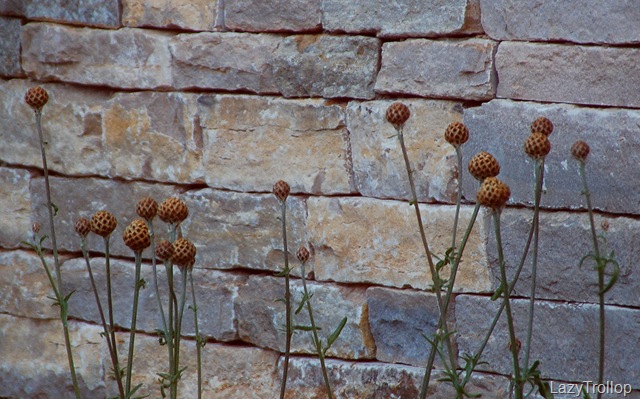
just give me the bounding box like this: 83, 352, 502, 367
1, 1, 640, 398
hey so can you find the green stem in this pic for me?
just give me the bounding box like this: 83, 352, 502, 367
168, 225, 179, 399
103, 237, 121, 383
149, 222, 169, 341
279, 201, 293, 399
125, 251, 143, 394
451, 145, 464, 249
189, 270, 203, 399
173, 267, 189, 399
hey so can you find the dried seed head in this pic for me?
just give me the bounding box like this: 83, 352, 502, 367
90, 211, 117, 237
296, 246, 310, 263
136, 197, 158, 221
444, 122, 469, 147
157, 197, 189, 224
25, 86, 49, 112
571, 140, 590, 162
273, 180, 290, 202
173, 237, 196, 269
524, 132, 551, 159
123, 219, 151, 252
468, 151, 501, 181
155, 239, 174, 261
477, 177, 511, 209
32, 222, 41, 235
385, 102, 411, 129
74, 218, 91, 238
531, 117, 553, 136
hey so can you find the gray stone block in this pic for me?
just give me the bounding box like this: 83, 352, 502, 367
0, 17, 22, 77
0, 167, 32, 248
225, 0, 321, 32
0, 0, 120, 28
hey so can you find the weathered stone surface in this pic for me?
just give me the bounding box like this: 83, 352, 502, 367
122, 0, 217, 31
170, 32, 280, 92
198, 95, 354, 194
181, 188, 307, 273
347, 99, 464, 203
0, 0, 120, 28
0, 17, 22, 76
322, 0, 481, 37
481, 0, 640, 44
456, 295, 640, 385
367, 287, 451, 367
376, 38, 497, 100
225, 0, 321, 32
308, 197, 491, 292
0, 314, 106, 398
461, 99, 640, 214
103, 92, 204, 183
236, 275, 376, 359
22, 23, 172, 89
496, 41, 640, 108
285, 358, 511, 398
0, 167, 32, 248
271, 35, 379, 99
30, 176, 181, 257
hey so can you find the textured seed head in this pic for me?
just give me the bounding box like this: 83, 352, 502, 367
155, 239, 174, 261
477, 177, 511, 209
158, 197, 189, 224
74, 218, 91, 238
468, 151, 500, 181
25, 86, 49, 112
524, 132, 551, 159
296, 246, 310, 263
273, 180, 290, 202
123, 219, 151, 252
136, 197, 158, 221
531, 117, 553, 136
90, 211, 117, 237
385, 102, 410, 129
444, 122, 469, 147
571, 140, 590, 162
173, 238, 196, 270
32, 222, 41, 235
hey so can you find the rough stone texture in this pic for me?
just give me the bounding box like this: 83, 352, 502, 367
0, 17, 22, 76
225, 0, 321, 32
285, 358, 511, 398
481, 0, 640, 44
347, 99, 464, 203
103, 92, 204, 183
0, 314, 106, 398
308, 197, 491, 292
30, 176, 181, 257
376, 38, 497, 101
322, 0, 481, 38
122, 0, 217, 31
198, 95, 354, 195
0, 167, 32, 248
496, 41, 640, 108
456, 295, 640, 385
367, 287, 450, 367
462, 99, 640, 214
0, 0, 120, 28
236, 275, 376, 360
22, 23, 172, 89
181, 188, 308, 273
271, 34, 379, 99
486, 209, 640, 308
170, 32, 280, 93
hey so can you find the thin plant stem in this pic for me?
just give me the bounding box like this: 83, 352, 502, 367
168, 225, 179, 399
125, 251, 144, 394
149, 222, 169, 340
172, 267, 189, 399
451, 145, 464, 249
189, 270, 203, 399
103, 237, 121, 382
279, 201, 293, 399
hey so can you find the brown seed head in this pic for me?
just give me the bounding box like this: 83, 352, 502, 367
32, 222, 41, 235
123, 219, 151, 252
477, 177, 511, 209
155, 239, 174, 261
173, 238, 196, 269
74, 218, 91, 238
157, 197, 189, 224
25, 86, 49, 112
136, 197, 158, 221
296, 246, 310, 263
385, 102, 411, 129
531, 117, 553, 136
524, 132, 551, 159
90, 211, 117, 237
444, 122, 469, 147
273, 180, 290, 202
468, 151, 501, 181
571, 140, 590, 162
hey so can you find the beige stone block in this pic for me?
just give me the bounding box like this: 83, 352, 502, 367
198, 95, 354, 194
0, 167, 32, 248
123, 0, 217, 31
308, 197, 491, 292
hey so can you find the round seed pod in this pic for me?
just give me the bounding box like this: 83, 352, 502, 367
571, 140, 590, 162
32, 222, 41, 235
273, 180, 290, 202
173, 238, 196, 270
158, 197, 189, 224
468, 151, 501, 181
136, 197, 158, 221
444, 122, 469, 147
155, 239, 174, 261
74, 218, 91, 238
385, 102, 411, 129
90, 211, 117, 237
524, 132, 551, 159
531, 117, 553, 136
25, 86, 49, 112
477, 177, 511, 209
296, 246, 310, 263
123, 219, 151, 252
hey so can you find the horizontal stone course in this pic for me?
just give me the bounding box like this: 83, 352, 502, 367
122, 0, 217, 31
0, 17, 22, 77
224, 0, 321, 32
0, 0, 120, 28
